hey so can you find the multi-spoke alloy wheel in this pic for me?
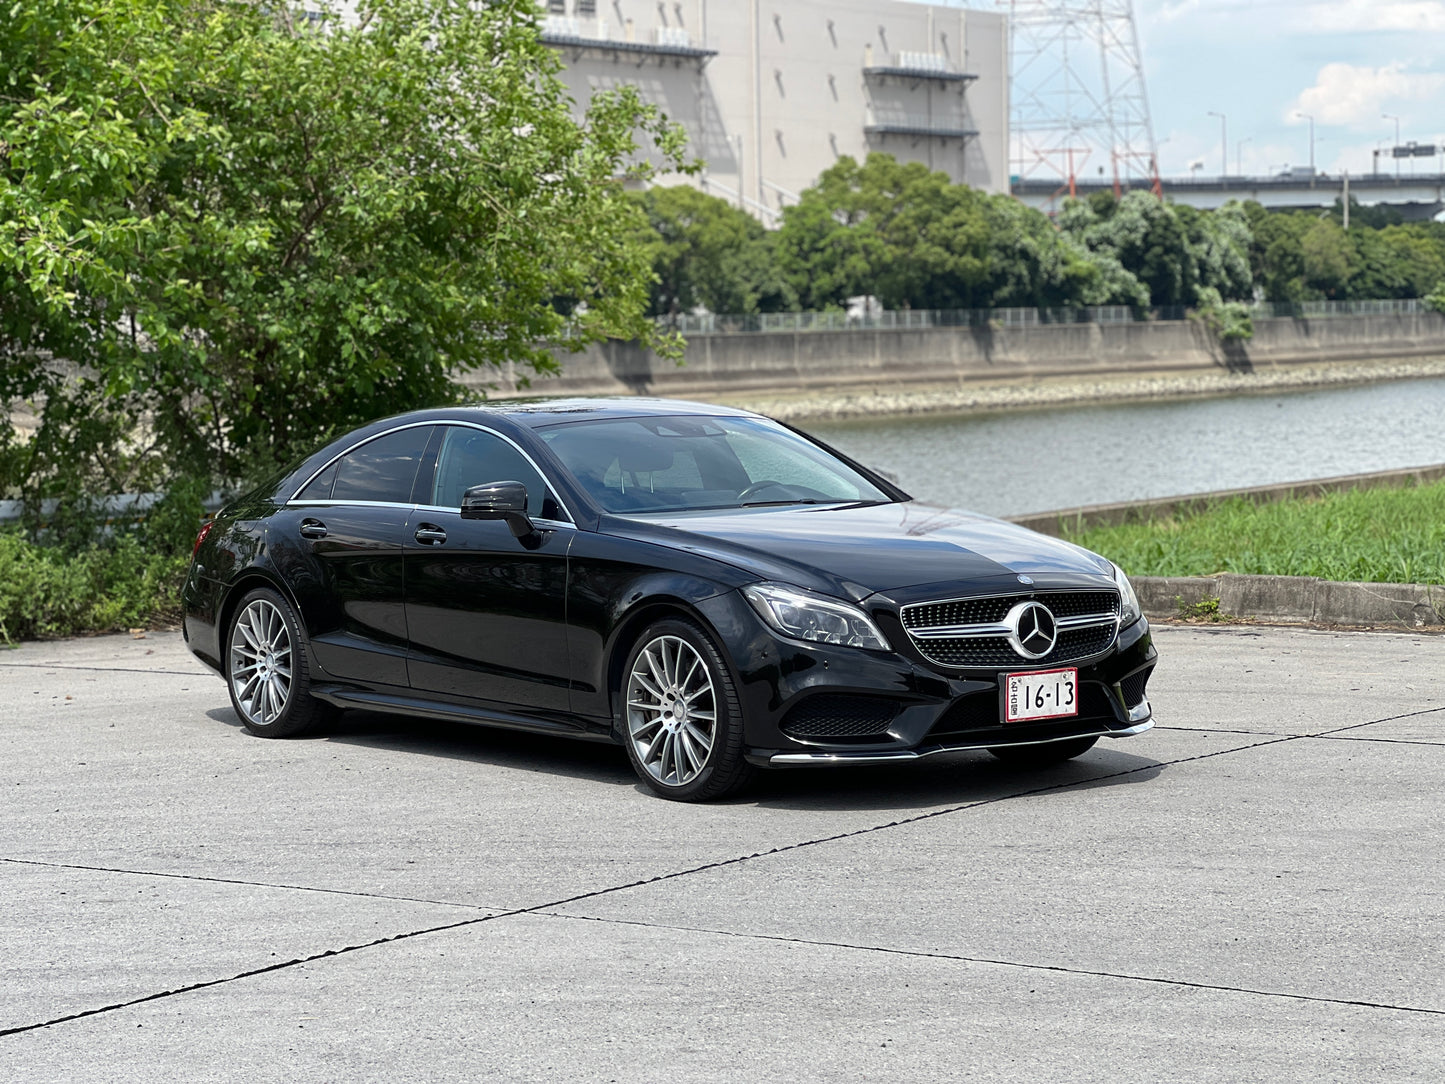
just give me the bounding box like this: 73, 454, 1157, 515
225, 587, 331, 737
620, 620, 753, 801
230, 598, 293, 727
627, 635, 717, 787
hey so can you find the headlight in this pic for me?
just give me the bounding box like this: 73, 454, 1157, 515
742, 583, 892, 651
1112, 562, 1142, 627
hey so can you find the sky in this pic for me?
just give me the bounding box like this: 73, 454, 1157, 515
923, 0, 1445, 180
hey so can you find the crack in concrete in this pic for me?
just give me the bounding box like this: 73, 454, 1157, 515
0, 857, 498, 913
535, 911, 1445, 1018
1, 706, 1435, 1037
0, 662, 207, 678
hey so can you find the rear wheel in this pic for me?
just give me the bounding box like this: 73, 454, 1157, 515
621, 619, 754, 801
987, 736, 1098, 768
226, 587, 334, 738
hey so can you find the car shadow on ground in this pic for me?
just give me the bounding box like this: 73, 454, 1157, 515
204, 705, 1166, 809
205, 705, 638, 787
743, 749, 1165, 812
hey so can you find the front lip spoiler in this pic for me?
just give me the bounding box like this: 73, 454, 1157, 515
767, 710, 1153, 766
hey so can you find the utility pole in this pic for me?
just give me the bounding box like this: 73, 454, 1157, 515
1236, 136, 1252, 176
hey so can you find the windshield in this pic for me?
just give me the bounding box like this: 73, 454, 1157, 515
539, 415, 893, 514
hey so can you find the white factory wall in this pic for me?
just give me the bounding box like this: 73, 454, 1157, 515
542, 0, 1009, 221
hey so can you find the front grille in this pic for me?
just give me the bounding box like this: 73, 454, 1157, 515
780, 695, 899, 740
901, 590, 1120, 670
1119, 669, 1150, 708
901, 591, 1118, 631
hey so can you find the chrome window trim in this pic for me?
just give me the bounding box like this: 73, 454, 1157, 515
287, 419, 576, 524
412, 505, 576, 532
287, 499, 418, 510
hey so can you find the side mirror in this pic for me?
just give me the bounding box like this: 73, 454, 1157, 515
461, 480, 535, 539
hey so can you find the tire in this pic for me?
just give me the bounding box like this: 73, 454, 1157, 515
619, 618, 755, 801
225, 586, 335, 738
987, 735, 1098, 768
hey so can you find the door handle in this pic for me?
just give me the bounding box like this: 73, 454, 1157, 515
299, 518, 328, 540
414, 524, 447, 545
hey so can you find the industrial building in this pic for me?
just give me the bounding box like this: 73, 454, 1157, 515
540, 0, 1010, 222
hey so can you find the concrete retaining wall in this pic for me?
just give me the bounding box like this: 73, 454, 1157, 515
476, 312, 1445, 398
1138, 573, 1445, 628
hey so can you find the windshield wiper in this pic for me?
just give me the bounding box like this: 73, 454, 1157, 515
739, 498, 839, 508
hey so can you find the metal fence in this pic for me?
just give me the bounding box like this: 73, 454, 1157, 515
658, 298, 1431, 336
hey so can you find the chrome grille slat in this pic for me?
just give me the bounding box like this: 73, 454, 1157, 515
901, 590, 1121, 669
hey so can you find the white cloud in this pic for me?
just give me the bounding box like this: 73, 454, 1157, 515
1306, 0, 1445, 32
1287, 62, 1445, 127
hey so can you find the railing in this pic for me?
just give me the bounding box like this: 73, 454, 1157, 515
658, 298, 1431, 335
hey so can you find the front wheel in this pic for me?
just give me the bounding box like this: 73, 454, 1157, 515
620, 619, 754, 801
987, 736, 1098, 768
226, 587, 334, 738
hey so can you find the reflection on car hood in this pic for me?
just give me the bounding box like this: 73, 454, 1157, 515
609, 501, 1113, 600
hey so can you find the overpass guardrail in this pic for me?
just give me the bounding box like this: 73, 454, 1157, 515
659, 298, 1430, 335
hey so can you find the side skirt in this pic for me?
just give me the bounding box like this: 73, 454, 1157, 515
310, 684, 618, 744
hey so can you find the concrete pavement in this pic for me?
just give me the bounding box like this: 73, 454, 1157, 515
1, 625, 1442, 1081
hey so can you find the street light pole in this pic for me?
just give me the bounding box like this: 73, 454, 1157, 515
1208, 110, 1227, 178
1295, 111, 1315, 182
1383, 113, 1400, 179
1236, 136, 1252, 176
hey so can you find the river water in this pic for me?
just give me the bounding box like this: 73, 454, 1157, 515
804, 376, 1445, 518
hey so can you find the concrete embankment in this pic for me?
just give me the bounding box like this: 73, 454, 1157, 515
474, 312, 1445, 409
1009, 463, 1445, 536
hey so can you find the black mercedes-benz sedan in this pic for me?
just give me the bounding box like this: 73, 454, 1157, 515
182, 398, 1155, 800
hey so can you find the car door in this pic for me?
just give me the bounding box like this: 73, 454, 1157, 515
276, 424, 434, 688
404, 424, 574, 713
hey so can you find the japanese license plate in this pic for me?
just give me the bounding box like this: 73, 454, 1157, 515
1004, 667, 1079, 723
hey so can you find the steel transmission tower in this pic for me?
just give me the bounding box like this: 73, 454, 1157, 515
1006, 0, 1160, 196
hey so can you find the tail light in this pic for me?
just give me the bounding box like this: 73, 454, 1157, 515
192, 520, 215, 559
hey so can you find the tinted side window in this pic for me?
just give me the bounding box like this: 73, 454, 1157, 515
296, 462, 337, 501
331, 427, 431, 504
433, 426, 553, 518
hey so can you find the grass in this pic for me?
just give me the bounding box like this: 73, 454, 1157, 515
1060, 480, 1445, 586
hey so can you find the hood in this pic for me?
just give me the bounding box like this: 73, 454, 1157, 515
605, 500, 1114, 601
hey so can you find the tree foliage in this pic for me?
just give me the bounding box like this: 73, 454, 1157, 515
1, 0, 687, 501
626, 186, 793, 317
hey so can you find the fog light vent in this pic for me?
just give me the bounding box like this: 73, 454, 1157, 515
780, 695, 898, 739
1119, 669, 1150, 708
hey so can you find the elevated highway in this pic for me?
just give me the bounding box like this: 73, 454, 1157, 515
1014, 172, 1445, 220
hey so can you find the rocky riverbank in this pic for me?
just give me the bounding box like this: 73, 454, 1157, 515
713, 356, 1445, 422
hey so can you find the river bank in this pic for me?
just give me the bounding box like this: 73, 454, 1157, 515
712, 356, 1445, 422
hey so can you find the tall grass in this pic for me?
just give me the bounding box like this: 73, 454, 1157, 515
1061, 481, 1445, 585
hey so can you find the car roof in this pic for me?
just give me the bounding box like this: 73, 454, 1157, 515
457, 397, 762, 428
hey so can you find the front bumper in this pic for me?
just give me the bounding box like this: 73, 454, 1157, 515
769, 715, 1152, 765
695, 590, 1157, 768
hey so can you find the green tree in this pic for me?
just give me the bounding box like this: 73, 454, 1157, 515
627, 186, 794, 316
775, 154, 991, 311
1300, 218, 1354, 298
1, 0, 687, 500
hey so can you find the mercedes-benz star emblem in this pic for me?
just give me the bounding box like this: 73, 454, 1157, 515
1017, 574, 1034, 585
1006, 600, 1058, 660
